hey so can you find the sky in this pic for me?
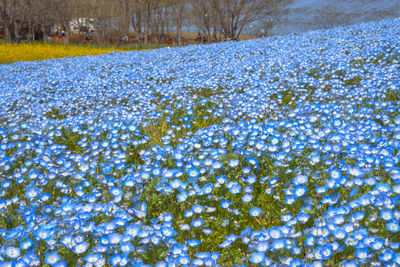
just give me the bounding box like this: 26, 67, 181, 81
268, 0, 400, 34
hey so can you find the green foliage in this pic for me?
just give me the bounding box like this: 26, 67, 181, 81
53, 127, 86, 154
143, 99, 223, 147
44, 107, 68, 120
125, 144, 145, 166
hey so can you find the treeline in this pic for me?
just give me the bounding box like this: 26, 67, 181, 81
0, 0, 290, 44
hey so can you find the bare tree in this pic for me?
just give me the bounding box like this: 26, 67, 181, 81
169, 0, 186, 44
257, 0, 293, 35
190, 0, 283, 42
0, 0, 291, 44
211, 0, 267, 40
131, 4, 143, 40
191, 0, 218, 43
0, 0, 20, 43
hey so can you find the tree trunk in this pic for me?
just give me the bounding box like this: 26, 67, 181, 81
132, 12, 142, 34
29, 21, 34, 42
4, 22, 15, 43
42, 24, 49, 43
176, 9, 182, 45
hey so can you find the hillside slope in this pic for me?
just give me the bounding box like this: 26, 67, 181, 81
0, 19, 399, 266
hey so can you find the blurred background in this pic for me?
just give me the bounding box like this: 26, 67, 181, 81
0, 0, 399, 46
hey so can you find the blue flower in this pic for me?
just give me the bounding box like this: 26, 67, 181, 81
249, 207, 262, 217
355, 247, 370, 259
25, 187, 40, 199
177, 191, 188, 202
187, 239, 201, 247
319, 245, 333, 260
45, 251, 60, 265
216, 175, 227, 184
221, 199, 233, 209
293, 185, 307, 197
241, 194, 253, 202
305, 235, 316, 247
20, 238, 33, 250
4, 246, 20, 259
160, 226, 178, 237
254, 241, 269, 252
219, 240, 232, 248
191, 218, 204, 228
188, 167, 200, 178
192, 204, 204, 214
110, 254, 123, 265
378, 249, 394, 262
386, 221, 400, 233
228, 159, 239, 168
132, 201, 147, 218
73, 242, 89, 254
380, 209, 394, 221
342, 260, 358, 267
271, 239, 286, 250
108, 233, 122, 244
293, 174, 308, 185
34, 227, 51, 240
249, 252, 265, 264
229, 184, 241, 194
84, 254, 101, 263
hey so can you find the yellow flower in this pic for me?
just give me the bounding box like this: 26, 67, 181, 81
0, 42, 126, 64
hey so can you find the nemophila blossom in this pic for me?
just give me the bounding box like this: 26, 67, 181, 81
254, 241, 269, 252
188, 167, 200, 178
293, 174, 308, 185
203, 228, 213, 235
25, 187, 40, 199
110, 254, 124, 266
268, 177, 279, 186
187, 239, 201, 247
216, 175, 227, 184
249, 252, 265, 264
34, 227, 52, 240
319, 245, 333, 260
249, 207, 262, 217
229, 184, 242, 194
305, 235, 316, 247
4, 246, 20, 259
84, 253, 101, 263
380, 209, 394, 221
21, 252, 40, 265
271, 239, 286, 250
341, 260, 358, 267
220, 199, 233, 209
73, 242, 89, 254
241, 194, 253, 202
293, 185, 307, 198
386, 221, 400, 233
394, 254, 400, 265
45, 251, 60, 265
177, 191, 188, 202
20, 238, 33, 250
228, 159, 240, 168
355, 248, 370, 259
370, 238, 385, 250
108, 233, 122, 244
333, 228, 347, 239
200, 183, 214, 194
192, 204, 204, 214
132, 201, 147, 218
160, 226, 178, 237
191, 218, 204, 228
150, 234, 162, 245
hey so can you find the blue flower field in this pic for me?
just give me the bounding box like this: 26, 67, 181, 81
0, 18, 399, 266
